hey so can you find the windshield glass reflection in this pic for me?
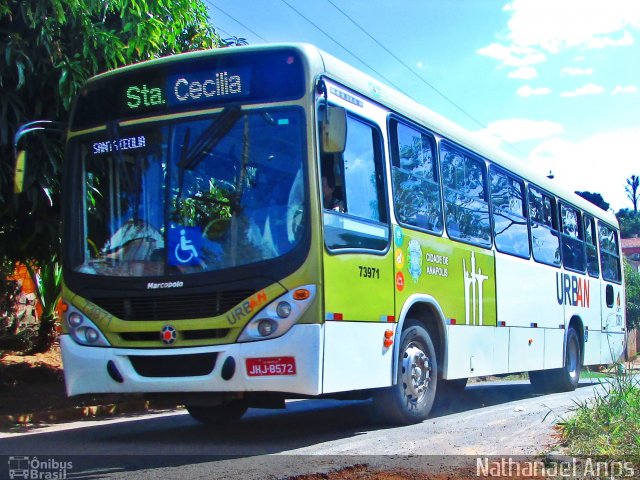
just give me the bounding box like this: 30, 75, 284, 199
70, 108, 306, 277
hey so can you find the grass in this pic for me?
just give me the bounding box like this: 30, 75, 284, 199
558, 363, 640, 456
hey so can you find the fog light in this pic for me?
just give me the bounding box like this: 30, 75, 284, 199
68, 312, 83, 328
276, 301, 292, 318
257, 319, 276, 337
85, 327, 100, 343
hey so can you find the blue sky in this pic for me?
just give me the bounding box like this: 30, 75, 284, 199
206, 0, 640, 212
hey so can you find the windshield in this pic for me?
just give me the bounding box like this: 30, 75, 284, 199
66, 108, 306, 277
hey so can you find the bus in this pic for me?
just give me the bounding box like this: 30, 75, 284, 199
22, 43, 625, 425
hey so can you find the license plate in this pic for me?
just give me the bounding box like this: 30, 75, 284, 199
246, 357, 297, 376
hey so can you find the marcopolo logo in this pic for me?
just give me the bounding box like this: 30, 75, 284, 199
8, 456, 73, 479
146, 281, 184, 290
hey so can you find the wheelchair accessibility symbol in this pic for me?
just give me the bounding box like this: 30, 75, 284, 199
169, 227, 202, 266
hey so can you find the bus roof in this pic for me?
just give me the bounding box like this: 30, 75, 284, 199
83, 43, 619, 227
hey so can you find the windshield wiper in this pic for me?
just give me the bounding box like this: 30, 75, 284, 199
178, 106, 242, 170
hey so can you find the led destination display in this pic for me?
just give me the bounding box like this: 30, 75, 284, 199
125, 69, 249, 111
71, 49, 305, 129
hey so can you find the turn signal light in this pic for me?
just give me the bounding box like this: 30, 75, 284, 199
383, 329, 394, 348
293, 289, 310, 300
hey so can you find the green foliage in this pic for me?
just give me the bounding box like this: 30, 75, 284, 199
0, 0, 223, 351
558, 365, 640, 456
575, 190, 610, 211
617, 209, 640, 238
626, 259, 640, 332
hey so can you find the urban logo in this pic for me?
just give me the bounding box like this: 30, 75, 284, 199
463, 251, 489, 325
226, 290, 268, 325
8, 456, 73, 480
556, 272, 590, 308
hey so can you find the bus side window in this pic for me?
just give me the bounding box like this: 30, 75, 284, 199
489, 167, 530, 258
560, 203, 587, 273
322, 115, 388, 251
441, 142, 491, 247
528, 186, 561, 267
583, 214, 600, 277
598, 223, 621, 283
390, 120, 442, 234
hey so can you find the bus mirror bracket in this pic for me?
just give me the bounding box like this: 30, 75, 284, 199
321, 105, 346, 154
13, 120, 66, 194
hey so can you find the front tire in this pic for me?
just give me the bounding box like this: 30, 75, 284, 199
374, 322, 437, 425
186, 400, 248, 425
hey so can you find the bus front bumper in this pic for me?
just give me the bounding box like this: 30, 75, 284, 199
60, 324, 323, 397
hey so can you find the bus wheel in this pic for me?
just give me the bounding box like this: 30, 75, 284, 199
554, 327, 582, 391
186, 400, 248, 425
529, 327, 582, 393
375, 322, 437, 425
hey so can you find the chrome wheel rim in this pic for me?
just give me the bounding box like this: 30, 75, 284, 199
401, 342, 431, 404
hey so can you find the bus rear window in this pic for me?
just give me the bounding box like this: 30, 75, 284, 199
598, 223, 621, 283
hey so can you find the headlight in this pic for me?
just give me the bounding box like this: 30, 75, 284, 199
64, 306, 110, 347
68, 312, 83, 328
276, 301, 292, 318
238, 285, 316, 342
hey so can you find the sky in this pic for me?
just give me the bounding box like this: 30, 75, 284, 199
205, 0, 640, 212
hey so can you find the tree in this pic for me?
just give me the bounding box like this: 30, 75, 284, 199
626, 175, 639, 212
575, 191, 610, 211
616, 208, 640, 238
0, 0, 223, 351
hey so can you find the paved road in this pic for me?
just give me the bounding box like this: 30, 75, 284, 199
0, 378, 607, 479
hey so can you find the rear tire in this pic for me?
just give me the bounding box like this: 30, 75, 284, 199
374, 321, 437, 425
186, 400, 248, 425
529, 327, 582, 393
553, 327, 582, 391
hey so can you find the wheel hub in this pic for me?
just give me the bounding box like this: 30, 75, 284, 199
402, 343, 431, 402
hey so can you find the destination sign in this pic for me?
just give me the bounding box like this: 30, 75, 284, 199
70, 49, 305, 129
92, 135, 147, 155
123, 68, 250, 111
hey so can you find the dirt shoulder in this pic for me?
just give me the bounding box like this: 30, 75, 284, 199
0, 345, 157, 430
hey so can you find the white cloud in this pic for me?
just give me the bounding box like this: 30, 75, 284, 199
612, 85, 638, 95
508, 66, 538, 79
503, 0, 640, 54
560, 83, 605, 97
477, 43, 546, 66
475, 118, 564, 146
517, 85, 552, 97
479, 0, 640, 73
587, 30, 635, 49
527, 129, 640, 211
416, 61, 426, 70
560, 67, 594, 76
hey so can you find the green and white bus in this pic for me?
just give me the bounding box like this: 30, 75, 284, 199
47, 44, 625, 425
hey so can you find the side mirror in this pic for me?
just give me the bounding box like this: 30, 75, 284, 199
13, 120, 66, 194
321, 106, 347, 154
14, 150, 26, 194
